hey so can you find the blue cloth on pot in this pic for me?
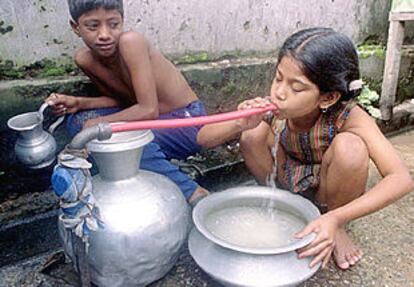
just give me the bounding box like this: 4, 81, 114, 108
51, 148, 103, 245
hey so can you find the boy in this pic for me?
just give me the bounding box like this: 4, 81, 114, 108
46, 0, 209, 204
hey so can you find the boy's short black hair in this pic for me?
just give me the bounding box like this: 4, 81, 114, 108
67, 0, 124, 22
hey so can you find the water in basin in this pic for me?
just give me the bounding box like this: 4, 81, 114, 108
205, 205, 306, 249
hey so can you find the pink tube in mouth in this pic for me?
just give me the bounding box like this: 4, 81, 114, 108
110, 104, 277, 133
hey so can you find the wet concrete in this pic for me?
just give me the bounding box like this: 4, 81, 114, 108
0, 130, 413, 286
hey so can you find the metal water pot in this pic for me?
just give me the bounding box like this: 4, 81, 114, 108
189, 186, 321, 287
59, 129, 191, 287
7, 103, 64, 169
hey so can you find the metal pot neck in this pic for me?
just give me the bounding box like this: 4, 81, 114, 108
8, 112, 42, 129
7, 112, 45, 139
87, 130, 154, 181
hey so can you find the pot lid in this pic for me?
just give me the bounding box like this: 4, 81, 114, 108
87, 129, 154, 153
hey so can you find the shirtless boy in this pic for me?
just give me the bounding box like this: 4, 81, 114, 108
46, 0, 209, 203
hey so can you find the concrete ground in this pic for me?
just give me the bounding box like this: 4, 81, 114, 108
0, 130, 413, 287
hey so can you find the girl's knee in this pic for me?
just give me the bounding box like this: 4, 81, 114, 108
328, 133, 369, 170
240, 129, 258, 148
240, 124, 269, 152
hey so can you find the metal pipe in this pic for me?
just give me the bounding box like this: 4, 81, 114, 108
68, 123, 113, 149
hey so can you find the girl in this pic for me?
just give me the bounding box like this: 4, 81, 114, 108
197, 27, 413, 270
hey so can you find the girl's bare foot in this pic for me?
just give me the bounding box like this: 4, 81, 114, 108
188, 186, 209, 206
333, 228, 364, 270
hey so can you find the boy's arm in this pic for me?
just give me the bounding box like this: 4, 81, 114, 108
327, 107, 413, 225
88, 32, 159, 125
45, 92, 120, 117
76, 69, 123, 110
46, 50, 123, 116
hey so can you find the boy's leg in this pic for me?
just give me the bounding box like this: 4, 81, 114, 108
239, 122, 275, 185
317, 132, 369, 270
151, 100, 206, 160
140, 142, 207, 203
150, 101, 210, 202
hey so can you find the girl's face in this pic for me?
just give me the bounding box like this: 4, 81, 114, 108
73, 7, 123, 58
269, 56, 323, 121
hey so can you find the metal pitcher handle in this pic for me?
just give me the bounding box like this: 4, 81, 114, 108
48, 116, 65, 134
38, 102, 66, 134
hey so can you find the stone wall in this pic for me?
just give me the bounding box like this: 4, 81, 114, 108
1, 0, 409, 66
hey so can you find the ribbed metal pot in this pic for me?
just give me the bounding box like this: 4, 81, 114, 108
59, 130, 190, 287
189, 186, 321, 287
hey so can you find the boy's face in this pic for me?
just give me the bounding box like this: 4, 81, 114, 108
71, 7, 123, 58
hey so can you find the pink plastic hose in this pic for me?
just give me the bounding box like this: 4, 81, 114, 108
110, 105, 277, 133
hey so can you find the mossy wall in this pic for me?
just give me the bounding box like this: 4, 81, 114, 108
1, 0, 406, 68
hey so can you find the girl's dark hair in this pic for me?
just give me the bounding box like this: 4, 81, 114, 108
68, 0, 124, 22
278, 27, 361, 101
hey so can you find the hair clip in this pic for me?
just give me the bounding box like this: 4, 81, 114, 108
349, 79, 364, 91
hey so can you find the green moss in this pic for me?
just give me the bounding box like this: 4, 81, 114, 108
0, 58, 79, 80
174, 52, 210, 65
171, 50, 275, 65
222, 83, 237, 95
39, 67, 67, 77
357, 44, 386, 60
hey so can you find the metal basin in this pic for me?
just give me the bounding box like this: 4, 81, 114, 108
189, 186, 321, 287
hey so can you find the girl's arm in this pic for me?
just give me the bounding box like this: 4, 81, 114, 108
197, 97, 273, 148
296, 106, 413, 267
327, 107, 413, 225
197, 120, 243, 148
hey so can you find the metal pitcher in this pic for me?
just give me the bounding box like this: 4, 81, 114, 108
7, 103, 64, 169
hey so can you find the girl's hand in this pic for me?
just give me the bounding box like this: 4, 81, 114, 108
45, 93, 79, 116
238, 97, 273, 111
295, 213, 340, 268
236, 97, 273, 130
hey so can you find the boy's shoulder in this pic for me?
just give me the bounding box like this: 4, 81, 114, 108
118, 30, 148, 49
74, 47, 93, 69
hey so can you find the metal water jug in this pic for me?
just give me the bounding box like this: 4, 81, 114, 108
7, 103, 64, 169
59, 129, 191, 287
189, 186, 321, 287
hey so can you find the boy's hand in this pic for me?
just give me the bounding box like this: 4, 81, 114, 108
45, 93, 79, 116
236, 97, 273, 130
295, 213, 339, 268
